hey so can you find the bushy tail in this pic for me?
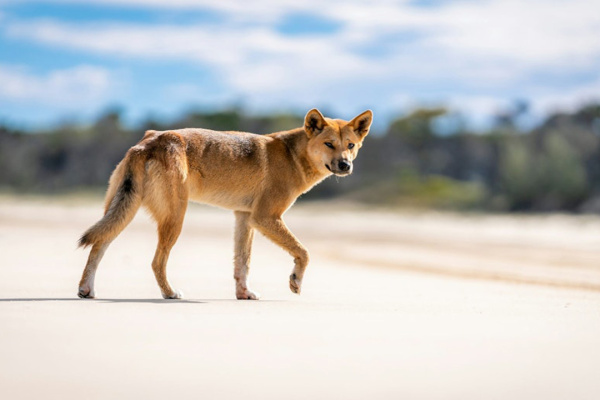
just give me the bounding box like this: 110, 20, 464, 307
78, 151, 145, 248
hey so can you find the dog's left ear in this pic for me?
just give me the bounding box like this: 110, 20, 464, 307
304, 109, 328, 137
349, 110, 373, 139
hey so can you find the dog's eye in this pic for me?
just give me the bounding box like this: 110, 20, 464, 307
348, 143, 355, 149
324, 142, 335, 149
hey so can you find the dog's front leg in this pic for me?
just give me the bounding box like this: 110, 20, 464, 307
234, 211, 260, 300
250, 214, 309, 295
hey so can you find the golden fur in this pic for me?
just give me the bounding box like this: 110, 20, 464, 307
78, 109, 373, 299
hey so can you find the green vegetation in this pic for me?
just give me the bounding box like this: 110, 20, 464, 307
1, 103, 599, 212
348, 170, 487, 210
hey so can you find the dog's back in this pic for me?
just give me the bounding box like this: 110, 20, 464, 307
177, 128, 270, 210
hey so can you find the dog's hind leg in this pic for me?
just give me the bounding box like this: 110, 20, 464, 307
77, 151, 144, 299
139, 132, 190, 299
233, 211, 260, 300
78, 241, 112, 298
143, 164, 189, 299
147, 195, 188, 299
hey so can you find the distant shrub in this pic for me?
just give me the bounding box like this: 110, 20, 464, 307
350, 169, 487, 210
499, 133, 588, 210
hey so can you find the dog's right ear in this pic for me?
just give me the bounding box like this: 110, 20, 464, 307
304, 109, 327, 137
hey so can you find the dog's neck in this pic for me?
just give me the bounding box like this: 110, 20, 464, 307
271, 128, 330, 192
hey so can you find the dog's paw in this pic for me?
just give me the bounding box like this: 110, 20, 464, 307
236, 288, 260, 300
289, 273, 302, 295
77, 286, 95, 299
162, 289, 183, 299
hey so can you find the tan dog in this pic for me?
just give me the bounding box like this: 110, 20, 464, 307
78, 109, 373, 300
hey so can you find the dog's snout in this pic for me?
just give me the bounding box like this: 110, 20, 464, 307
338, 160, 351, 172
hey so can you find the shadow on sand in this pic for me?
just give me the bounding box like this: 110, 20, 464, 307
0, 297, 205, 304
0, 297, 283, 304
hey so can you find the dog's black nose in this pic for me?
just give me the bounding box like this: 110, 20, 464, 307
338, 160, 351, 172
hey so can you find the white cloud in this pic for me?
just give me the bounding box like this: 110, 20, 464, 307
4, 19, 372, 95
0, 64, 111, 105
1, 0, 599, 121
6, 0, 599, 75
529, 76, 600, 116
5, 0, 600, 67
1, 0, 359, 21
427, 0, 600, 68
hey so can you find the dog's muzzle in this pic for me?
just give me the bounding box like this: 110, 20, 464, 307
328, 159, 352, 176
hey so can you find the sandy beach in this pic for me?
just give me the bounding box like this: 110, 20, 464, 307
1, 197, 599, 399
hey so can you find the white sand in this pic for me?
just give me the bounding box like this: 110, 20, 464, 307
1, 198, 599, 400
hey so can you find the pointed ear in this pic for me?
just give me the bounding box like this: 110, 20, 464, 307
349, 110, 373, 138
304, 108, 327, 137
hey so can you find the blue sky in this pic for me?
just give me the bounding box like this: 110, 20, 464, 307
1, 0, 599, 129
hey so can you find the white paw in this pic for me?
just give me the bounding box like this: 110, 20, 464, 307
289, 273, 302, 294
162, 289, 183, 299
78, 286, 95, 299
236, 288, 261, 300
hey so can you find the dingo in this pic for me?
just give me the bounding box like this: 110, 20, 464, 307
78, 109, 372, 300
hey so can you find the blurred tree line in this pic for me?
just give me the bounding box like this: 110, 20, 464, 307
1, 103, 599, 212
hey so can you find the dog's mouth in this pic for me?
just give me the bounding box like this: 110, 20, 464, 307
325, 163, 351, 176
334, 170, 351, 176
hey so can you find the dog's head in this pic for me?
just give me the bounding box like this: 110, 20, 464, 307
304, 108, 373, 176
